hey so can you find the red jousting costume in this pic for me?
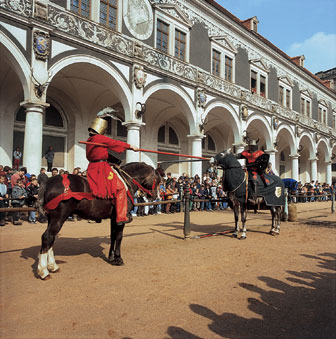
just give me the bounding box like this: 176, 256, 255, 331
86, 133, 131, 223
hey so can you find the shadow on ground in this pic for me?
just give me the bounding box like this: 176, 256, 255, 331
167, 252, 336, 339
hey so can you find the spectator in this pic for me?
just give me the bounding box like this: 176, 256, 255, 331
26, 178, 39, 223
51, 168, 58, 176
11, 167, 25, 187
38, 167, 48, 185
11, 178, 27, 226
0, 174, 9, 226
45, 146, 55, 172
13, 147, 22, 171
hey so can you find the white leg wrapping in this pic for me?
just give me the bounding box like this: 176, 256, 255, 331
47, 247, 59, 272
38, 252, 49, 279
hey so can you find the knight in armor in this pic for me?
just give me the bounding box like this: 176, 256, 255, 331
237, 140, 269, 204
86, 117, 138, 225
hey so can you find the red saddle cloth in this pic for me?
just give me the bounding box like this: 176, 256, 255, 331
44, 174, 94, 212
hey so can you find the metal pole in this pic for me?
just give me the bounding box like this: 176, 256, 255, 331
282, 188, 288, 222
332, 188, 335, 214
183, 187, 191, 239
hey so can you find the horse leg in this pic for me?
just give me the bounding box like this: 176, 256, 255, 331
108, 219, 125, 266
240, 205, 247, 240
232, 204, 239, 238
269, 207, 280, 236
38, 208, 69, 280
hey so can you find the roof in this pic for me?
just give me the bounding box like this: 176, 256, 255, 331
204, 0, 335, 94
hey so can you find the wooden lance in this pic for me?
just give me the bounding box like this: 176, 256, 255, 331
79, 141, 210, 160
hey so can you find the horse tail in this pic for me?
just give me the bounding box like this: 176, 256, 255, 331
36, 181, 47, 216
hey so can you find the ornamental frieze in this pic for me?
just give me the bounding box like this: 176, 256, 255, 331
0, 0, 32, 17
47, 6, 133, 57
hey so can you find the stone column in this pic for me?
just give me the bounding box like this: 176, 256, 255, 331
326, 161, 332, 185
265, 149, 277, 175
188, 135, 203, 177
124, 122, 142, 163
21, 101, 49, 175
290, 155, 299, 181
310, 159, 317, 182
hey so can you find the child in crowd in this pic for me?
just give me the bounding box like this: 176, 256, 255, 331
26, 178, 39, 223
0, 175, 9, 226
11, 178, 27, 225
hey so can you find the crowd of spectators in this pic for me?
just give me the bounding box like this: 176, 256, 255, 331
288, 180, 334, 203
131, 169, 229, 217
0, 162, 335, 226
0, 165, 85, 226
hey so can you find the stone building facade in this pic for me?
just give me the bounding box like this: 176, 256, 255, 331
0, 0, 335, 184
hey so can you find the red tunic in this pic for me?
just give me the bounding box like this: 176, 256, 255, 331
241, 150, 264, 164
86, 134, 130, 199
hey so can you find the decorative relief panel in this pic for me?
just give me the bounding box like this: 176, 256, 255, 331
0, 0, 33, 17
48, 6, 134, 57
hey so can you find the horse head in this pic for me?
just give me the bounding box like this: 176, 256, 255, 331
213, 149, 234, 169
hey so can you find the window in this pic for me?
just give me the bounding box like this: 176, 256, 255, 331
71, 0, 91, 18
278, 76, 293, 109
300, 95, 312, 117
158, 124, 179, 146
251, 70, 257, 93
210, 38, 236, 82
225, 56, 233, 82
202, 135, 216, 152
260, 75, 266, 97
285, 89, 291, 109
318, 103, 328, 125
157, 19, 169, 54
99, 0, 118, 30
212, 50, 221, 76
175, 29, 186, 61
279, 86, 284, 106
333, 112, 336, 129
155, 12, 190, 62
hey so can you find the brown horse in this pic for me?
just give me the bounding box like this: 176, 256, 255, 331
36, 162, 163, 280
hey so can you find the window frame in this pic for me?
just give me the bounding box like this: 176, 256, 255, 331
318, 102, 328, 125
154, 11, 190, 62
210, 40, 236, 83
250, 59, 269, 98
99, 0, 118, 31
300, 91, 312, 118
278, 77, 293, 109
70, 0, 91, 19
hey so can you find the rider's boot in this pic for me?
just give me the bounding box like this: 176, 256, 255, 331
248, 180, 258, 204
115, 189, 132, 226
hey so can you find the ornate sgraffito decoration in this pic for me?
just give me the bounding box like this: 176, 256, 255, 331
2, 0, 333, 139
33, 31, 50, 60
133, 65, 147, 89
197, 88, 207, 108
34, 0, 48, 20
0, 0, 33, 16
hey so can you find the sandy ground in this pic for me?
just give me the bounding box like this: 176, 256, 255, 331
0, 201, 335, 339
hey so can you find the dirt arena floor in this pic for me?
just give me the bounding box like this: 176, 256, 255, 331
1, 201, 335, 339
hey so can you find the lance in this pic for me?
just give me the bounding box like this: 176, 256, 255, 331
79, 141, 210, 160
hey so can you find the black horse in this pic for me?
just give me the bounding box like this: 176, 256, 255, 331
36, 162, 163, 280
214, 149, 284, 239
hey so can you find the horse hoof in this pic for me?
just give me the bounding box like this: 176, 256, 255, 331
240, 236, 246, 240
232, 234, 238, 238
111, 258, 124, 266
270, 231, 279, 236
41, 274, 52, 281
50, 268, 60, 273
